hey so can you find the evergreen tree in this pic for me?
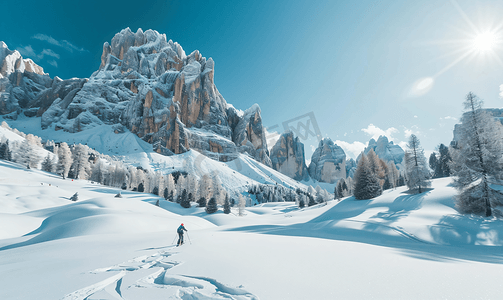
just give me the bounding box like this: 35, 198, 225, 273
450, 92, 503, 216
188, 192, 194, 203
70, 192, 79, 201
206, 197, 218, 214
366, 149, 385, 187
299, 199, 305, 208
437, 143, 452, 177
152, 186, 159, 196
353, 153, 382, 200
138, 182, 145, 193
155, 199, 160, 206
429, 152, 439, 178
197, 196, 207, 207
223, 194, 231, 214
168, 190, 174, 202
41, 154, 54, 172
180, 189, 190, 208
404, 134, 431, 193
163, 187, 169, 200
0, 139, 11, 161
307, 194, 316, 206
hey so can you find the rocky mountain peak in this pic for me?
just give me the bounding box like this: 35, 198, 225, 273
270, 131, 309, 181
308, 138, 346, 183
0, 30, 272, 166
359, 135, 404, 168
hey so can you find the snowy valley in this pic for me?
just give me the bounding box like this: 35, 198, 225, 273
2, 26, 503, 300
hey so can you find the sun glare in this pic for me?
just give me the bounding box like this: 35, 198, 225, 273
472, 32, 498, 53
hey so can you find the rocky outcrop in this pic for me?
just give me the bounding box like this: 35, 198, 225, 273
0, 42, 88, 122
0, 42, 53, 117
359, 136, 404, 168
229, 104, 271, 166
308, 138, 346, 183
31, 28, 271, 163
0, 29, 273, 165
346, 158, 357, 178
270, 131, 309, 181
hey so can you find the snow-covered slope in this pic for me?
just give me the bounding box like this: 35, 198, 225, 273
2, 162, 503, 299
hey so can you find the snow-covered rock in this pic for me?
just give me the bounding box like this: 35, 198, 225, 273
229, 104, 272, 166
308, 138, 346, 183
270, 131, 309, 181
35, 28, 271, 164
359, 136, 404, 168
346, 158, 357, 178
0, 42, 53, 116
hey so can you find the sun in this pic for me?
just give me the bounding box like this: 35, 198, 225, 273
472, 31, 498, 53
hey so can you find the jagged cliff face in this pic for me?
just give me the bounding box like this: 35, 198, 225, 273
0, 29, 272, 165
308, 138, 346, 183
270, 131, 309, 181
359, 135, 404, 168
0, 42, 55, 116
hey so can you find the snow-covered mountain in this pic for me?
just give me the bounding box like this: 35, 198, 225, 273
358, 135, 404, 168
0, 29, 271, 167
269, 131, 310, 181
308, 138, 346, 183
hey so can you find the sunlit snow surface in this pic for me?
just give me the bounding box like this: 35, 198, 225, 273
1, 159, 503, 299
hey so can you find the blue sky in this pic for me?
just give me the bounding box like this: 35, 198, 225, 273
2, 0, 503, 159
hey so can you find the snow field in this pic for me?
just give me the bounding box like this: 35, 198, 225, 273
2, 159, 503, 299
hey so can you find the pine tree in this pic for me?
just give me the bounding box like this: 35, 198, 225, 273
307, 194, 316, 206
437, 143, 451, 177
299, 199, 305, 208
450, 92, 503, 216
353, 153, 382, 200
41, 154, 54, 172
138, 182, 145, 193
0, 139, 11, 161
70, 192, 79, 201
180, 189, 190, 208
429, 152, 439, 178
404, 134, 431, 193
163, 187, 169, 200
197, 197, 207, 207
367, 149, 385, 187
206, 197, 218, 214
223, 194, 231, 214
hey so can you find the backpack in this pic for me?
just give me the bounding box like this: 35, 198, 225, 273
177, 226, 183, 234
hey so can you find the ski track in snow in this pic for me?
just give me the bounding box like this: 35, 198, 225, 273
61, 246, 259, 300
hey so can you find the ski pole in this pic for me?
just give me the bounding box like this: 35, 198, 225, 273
172, 234, 177, 245
186, 232, 192, 245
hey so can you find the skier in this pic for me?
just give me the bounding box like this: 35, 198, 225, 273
177, 223, 187, 246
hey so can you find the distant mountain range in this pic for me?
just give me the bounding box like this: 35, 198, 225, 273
0, 28, 406, 186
